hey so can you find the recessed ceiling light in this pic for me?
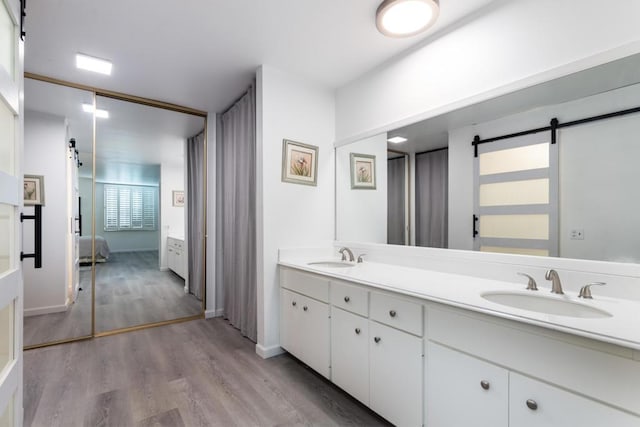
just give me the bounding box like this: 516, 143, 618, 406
388, 136, 408, 144
76, 53, 113, 75
82, 103, 109, 119
376, 0, 440, 38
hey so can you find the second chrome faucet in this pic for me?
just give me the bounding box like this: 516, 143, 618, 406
545, 269, 564, 294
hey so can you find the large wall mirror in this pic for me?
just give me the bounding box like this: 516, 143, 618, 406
23, 76, 206, 348
336, 52, 640, 265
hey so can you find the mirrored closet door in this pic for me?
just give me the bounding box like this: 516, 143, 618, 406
93, 95, 205, 333
23, 78, 94, 348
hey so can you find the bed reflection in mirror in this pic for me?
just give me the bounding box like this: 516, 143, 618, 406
23, 78, 94, 347
93, 96, 204, 332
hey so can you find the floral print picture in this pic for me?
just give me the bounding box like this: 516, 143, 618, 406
282, 139, 318, 186
350, 153, 376, 189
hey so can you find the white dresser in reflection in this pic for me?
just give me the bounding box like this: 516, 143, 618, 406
167, 236, 186, 279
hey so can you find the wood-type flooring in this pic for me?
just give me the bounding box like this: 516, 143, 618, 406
24, 251, 202, 347
24, 318, 391, 426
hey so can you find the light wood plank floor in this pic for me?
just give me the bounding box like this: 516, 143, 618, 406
24, 318, 390, 427
24, 251, 202, 346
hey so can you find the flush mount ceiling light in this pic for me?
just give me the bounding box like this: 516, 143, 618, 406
82, 103, 109, 119
388, 136, 408, 144
376, 0, 440, 38
76, 53, 113, 75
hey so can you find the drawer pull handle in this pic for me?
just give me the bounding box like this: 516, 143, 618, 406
355, 328, 361, 335
480, 380, 490, 390
526, 399, 538, 411
389, 310, 397, 318
292, 301, 297, 306
374, 337, 381, 343
303, 306, 308, 311
344, 296, 350, 303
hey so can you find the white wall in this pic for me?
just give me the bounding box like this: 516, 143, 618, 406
23, 110, 68, 314
256, 65, 335, 357
447, 83, 640, 262
159, 160, 185, 270
335, 0, 640, 143
336, 133, 387, 243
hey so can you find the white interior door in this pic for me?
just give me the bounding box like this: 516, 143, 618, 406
0, 0, 23, 425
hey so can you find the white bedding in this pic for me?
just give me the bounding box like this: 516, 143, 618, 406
79, 235, 110, 260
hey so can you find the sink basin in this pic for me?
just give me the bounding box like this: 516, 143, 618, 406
307, 261, 354, 269
481, 292, 612, 318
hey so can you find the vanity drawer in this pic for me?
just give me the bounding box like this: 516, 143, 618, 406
370, 292, 422, 336
281, 268, 330, 303
331, 281, 369, 317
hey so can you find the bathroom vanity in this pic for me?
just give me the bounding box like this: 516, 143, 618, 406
167, 236, 186, 279
278, 251, 640, 427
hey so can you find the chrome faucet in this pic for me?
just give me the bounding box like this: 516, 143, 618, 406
339, 247, 355, 262
545, 269, 564, 294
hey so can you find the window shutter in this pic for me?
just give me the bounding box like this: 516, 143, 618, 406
104, 185, 119, 231
103, 184, 157, 231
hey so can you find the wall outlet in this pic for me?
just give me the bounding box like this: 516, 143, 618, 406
570, 229, 584, 240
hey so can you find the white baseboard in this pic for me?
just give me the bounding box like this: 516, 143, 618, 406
25, 304, 68, 317
204, 308, 224, 319
256, 343, 285, 359
110, 248, 158, 253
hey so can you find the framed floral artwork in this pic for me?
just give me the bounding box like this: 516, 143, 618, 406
24, 175, 45, 205
172, 190, 185, 207
281, 139, 318, 186
350, 153, 376, 189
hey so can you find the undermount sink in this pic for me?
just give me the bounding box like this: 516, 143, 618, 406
481, 291, 612, 319
307, 261, 354, 269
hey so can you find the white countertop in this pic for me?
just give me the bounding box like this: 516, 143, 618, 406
279, 257, 640, 351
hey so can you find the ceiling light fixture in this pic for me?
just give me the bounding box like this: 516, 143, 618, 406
82, 103, 109, 119
76, 53, 113, 75
388, 136, 408, 144
376, 0, 440, 38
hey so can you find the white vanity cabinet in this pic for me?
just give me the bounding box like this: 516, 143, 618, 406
280, 269, 331, 379
167, 237, 185, 278
426, 342, 509, 427
427, 306, 640, 427
509, 372, 640, 427
369, 292, 423, 427
330, 306, 370, 405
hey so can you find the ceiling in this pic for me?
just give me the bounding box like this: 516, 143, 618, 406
24, 0, 499, 113
25, 77, 204, 182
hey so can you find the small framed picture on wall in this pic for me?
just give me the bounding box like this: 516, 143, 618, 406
24, 175, 45, 205
281, 139, 319, 186
172, 190, 185, 207
350, 153, 376, 189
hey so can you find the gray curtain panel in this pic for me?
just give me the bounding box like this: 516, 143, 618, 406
387, 156, 406, 245
187, 130, 205, 300
415, 149, 449, 248
217, 84, 257, 342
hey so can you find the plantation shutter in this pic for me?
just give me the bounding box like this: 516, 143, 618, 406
103, 184, 157, 231
104, 185, 119, 231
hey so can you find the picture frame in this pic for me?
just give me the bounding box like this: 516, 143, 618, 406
24, 175, 45, 206
350, 153, 377, 189
172, 190, 185, 207
281, 139, 318, 186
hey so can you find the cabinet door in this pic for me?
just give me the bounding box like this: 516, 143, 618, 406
426, 342, 508, 427
331, 307, 369, 405
299, 296, 330, 379
280, 289, 301, 358
510, 372, 640, 427
370, 321, 423, 427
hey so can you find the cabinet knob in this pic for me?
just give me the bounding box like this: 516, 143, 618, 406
355, 328, 361, 335
374, 337, 381, 343
292, 301, 297, 306
303, 306, 308, 311
480, 380, 490, 390
344, 296, 350, 303
389, 310, 397, 318
526, 399, 538, 411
